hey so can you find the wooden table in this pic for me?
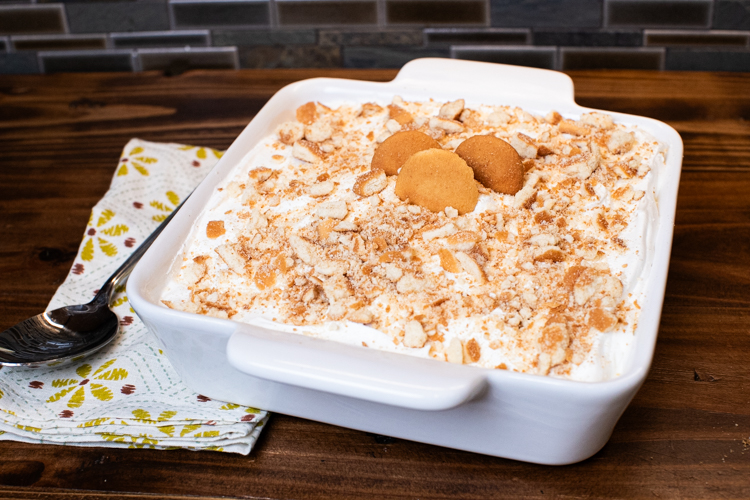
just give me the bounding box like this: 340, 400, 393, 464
0, 69, 748, 499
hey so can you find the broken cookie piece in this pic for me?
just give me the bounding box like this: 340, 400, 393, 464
293, 140, 324, 163
352, 168, 387, 197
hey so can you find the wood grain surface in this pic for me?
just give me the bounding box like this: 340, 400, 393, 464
0, 69, 748, 500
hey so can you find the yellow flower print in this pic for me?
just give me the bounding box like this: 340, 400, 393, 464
218, 402, 261, 421
131, 409, 177, 424
178, 144, 223, 160
180, 424, 202, 437
14, 424, 41, 433
80, 209, 130, 261
116, 146, 157, 177
111, 283, 129, 309
77, 417, 110, 428
131, 409, 179, 437
46, 359, 128, 409
149, 191, 180, 222
195, 430, 220, 438
177, 424, 219, 439
241, 406, 261, 422
99, 433, 159, 448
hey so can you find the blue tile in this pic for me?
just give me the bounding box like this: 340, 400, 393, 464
171, 0, 269, 28
560, 47, 664, 69
213, 29, 316, 46
343, 46, 449, 68
425, 28, 529, 45
40, 50, 135, 73
666, 48, 750, 70
644, 30, 750, 47
606, 0, 712, 28
111, 30, 210, 49
0, 51, 39, 73
319, 29, 423, 46
238, 45, 341, 68
138, 47, 239, 71
533, 29, 641, 46
12, 34, 107, 51
490, 0, 602, 28
386, 0, 487, 26
713, 1, 750, 30
66, 2, 169, 33
278, 1, 377, 26
452, 45, 557, 68
0, 4, 67, 35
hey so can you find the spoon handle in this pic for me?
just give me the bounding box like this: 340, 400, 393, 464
95, 194, 190, 304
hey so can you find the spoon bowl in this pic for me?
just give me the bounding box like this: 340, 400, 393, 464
0, 196, 187, 368
0, 296, 119, 367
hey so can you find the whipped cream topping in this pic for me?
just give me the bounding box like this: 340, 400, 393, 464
160, 97, 666, 381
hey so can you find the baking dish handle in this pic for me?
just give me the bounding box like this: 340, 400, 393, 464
226, 323, 487, 411
392, 57, 576, 105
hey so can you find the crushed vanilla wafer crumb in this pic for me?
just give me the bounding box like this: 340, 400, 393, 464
163, 96, 665, 379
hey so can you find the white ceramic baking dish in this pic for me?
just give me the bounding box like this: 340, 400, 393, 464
128, 58, 682, 465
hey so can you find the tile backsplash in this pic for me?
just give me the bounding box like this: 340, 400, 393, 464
605, 0, 713, 29
171, 1, 270, 29
0, 0, 748, 73
278, 0, 378, 26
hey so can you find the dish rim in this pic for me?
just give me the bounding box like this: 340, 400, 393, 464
128, 58, 683, 394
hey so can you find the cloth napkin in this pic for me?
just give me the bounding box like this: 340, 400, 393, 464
0, 139, 269, 454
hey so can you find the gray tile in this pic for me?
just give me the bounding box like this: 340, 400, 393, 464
451, 45, 556, 68
37, 0, 168, 3
342, 45, 449, 68
713, 1, 750, 30
533, 29, 641, 47
644, 30, 750, 47
560, 47, 664, 69
425, 28, 529, 45
111, 30, 209, 49
605, 0, 712, 28
319, 29, 423, 46
138, 47, 238, 72
40, 49, 135, 73
0, 5, 67, 35
171, 0, 269, 28
238, 44, 341, 68
490, 0, 601, 28
386, 0, 488, 26
12, 34, 107, 51
66, 2, 169, 33
278, 1, 377, 26
665, 47, 750, 70
0, 51, 39, 73
213, 29, 316, 46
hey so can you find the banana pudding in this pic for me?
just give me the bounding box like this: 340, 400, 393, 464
161, 96, 666, 381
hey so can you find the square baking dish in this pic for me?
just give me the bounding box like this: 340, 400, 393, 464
128, 58, 682, 465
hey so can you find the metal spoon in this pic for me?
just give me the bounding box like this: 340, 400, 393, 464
0, 197, 187, 368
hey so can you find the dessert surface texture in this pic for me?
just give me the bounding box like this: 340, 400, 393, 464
162, 96, 665, 380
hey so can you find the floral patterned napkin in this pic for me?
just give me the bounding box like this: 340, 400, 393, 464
0, 139, 268, 453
